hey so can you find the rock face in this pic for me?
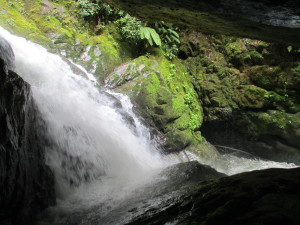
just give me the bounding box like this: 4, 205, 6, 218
179, 32, 300, 163
125, 166, 300, 225
177, 31, 300, 163
0, 36, 15, 71
104, 0, 300, 46
0, 57, 55, 224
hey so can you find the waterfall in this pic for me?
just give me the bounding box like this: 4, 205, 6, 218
0, 26, 298, 224
0, 27, 170, 199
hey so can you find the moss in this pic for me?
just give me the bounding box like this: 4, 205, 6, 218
0, 0, 51, 45
107, 54, 208, 153
239, 110, 300, 148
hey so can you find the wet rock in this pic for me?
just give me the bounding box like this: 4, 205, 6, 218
0, 57, 55, 224
41, 162, 300, 225
126, 166, 300, 225
105, 62, 141, 89
39, 161, 226, 225
0, 36, 15, 72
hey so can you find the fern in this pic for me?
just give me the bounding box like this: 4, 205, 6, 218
140, 27, 161, 47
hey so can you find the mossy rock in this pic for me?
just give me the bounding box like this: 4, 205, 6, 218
247, 64, 300, 92
238, 110, 300, 149
105, 53, 215, 156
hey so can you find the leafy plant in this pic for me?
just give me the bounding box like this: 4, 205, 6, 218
115, 14, 142, 43
77, 0, 100, 17
189, 113, 199, 130
97, 2, 124, 25
184, 92, 194, 105
154, 21, 180, 59
161, 44, 178, 60
140, 27, 161, 47
115, 15, 162, 48
154, 21, 180, 45
167, 64, 176, 83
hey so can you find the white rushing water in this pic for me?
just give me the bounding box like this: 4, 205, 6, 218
0, 27, 170, 198
178, 150, 297, 176
0, 27, 297, 220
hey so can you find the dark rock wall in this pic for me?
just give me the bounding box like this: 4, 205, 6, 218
0, 58, 55, 225
104, 0, 300, 46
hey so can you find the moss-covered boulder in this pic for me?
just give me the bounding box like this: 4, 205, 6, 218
106, 52, 217, 158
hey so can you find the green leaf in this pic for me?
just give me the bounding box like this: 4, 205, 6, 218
148, 36, 153, 46
140, 27, 145, 39
168, 29, 179, 38
140, 27, 151, 40
165, 36, 171, 43
144, 28, 151, 40
173, 37, 180, 44
149, 28, 161, 46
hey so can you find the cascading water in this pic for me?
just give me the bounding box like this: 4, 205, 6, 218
0, 27, 169, 195
0, 26, 297, 224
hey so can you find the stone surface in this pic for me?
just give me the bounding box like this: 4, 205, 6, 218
104, 0, 300, 46
125, 166, 300, 225
0, 57, 55, 225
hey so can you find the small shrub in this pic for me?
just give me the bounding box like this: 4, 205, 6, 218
77, 0, 100, 17
115, 14, 142, 43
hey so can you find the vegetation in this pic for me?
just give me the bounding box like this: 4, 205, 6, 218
77, 0, 100, 17
154, 21, 180, 59
77, 0, 180, 59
